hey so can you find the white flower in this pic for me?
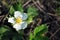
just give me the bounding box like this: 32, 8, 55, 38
8, 11, 28, 31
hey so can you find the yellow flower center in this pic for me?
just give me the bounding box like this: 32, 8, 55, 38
16, 17, 22, 24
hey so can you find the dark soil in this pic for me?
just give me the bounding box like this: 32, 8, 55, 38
0, 0, 60, 40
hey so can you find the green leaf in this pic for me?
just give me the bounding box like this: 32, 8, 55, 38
0, 25, 10, 40
34, 24, 47, 36
27, 7, 38, 17
56, 7, 60, 13
0, 26, 8, 34
12, 34, 23, 40
13, 3, 23, 12
1, 30, 23, 40
27, 7, 38, 24
56, 7, 60, 15
29, 24, 48, 40
36, 26, 48, 36
27, 16, 33, 24
9, 6, 15, 15
34, 36, 49, 40
29, 33, 34, 40
0, 34, 3, 40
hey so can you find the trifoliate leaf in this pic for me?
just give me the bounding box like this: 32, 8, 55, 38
34, 24, 47, 36
29, 24, 48, 40
27, 7, 38, 17
36, 26, 48, 36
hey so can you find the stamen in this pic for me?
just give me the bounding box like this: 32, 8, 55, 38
16, 17, 22, 24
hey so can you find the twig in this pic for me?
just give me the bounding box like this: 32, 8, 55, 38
49, 28, 60, 39
23, 0, 31, 7
53, 1, 60, 5
32, 0, 46, 13
0, 15, 5, 22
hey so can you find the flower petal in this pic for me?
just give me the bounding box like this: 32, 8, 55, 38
14, 11, 23, 18
8, 17, 15, 24
21, 22, 27, 29
22, 13, 28, 20
13, 24, 21, 31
